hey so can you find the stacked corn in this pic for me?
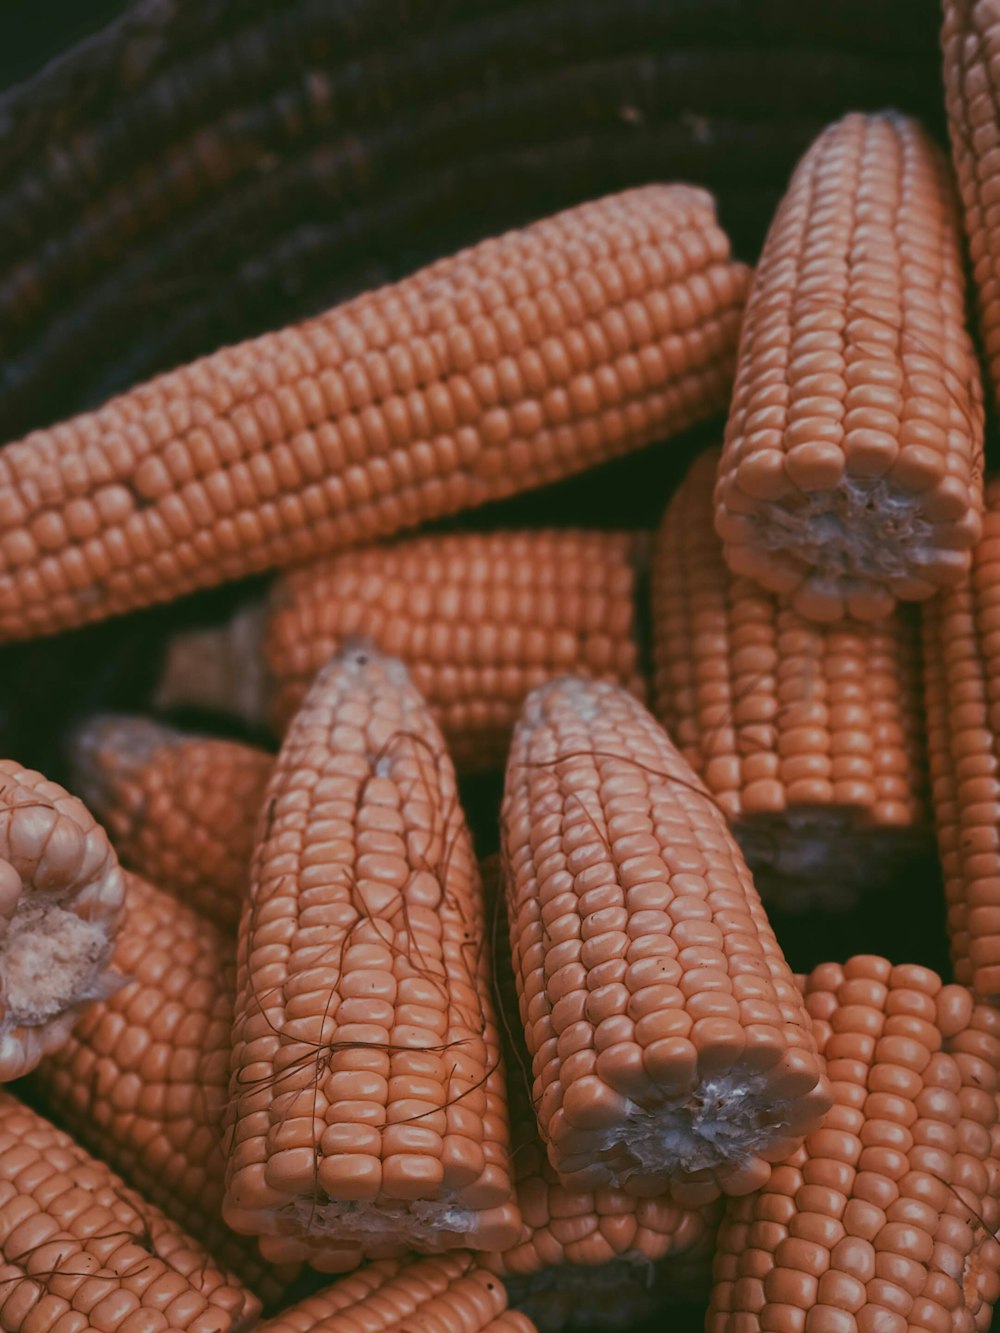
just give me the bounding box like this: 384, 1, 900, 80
3, 84, 1000, 1333
150, 529, 648, 771
653, 448, 927, 911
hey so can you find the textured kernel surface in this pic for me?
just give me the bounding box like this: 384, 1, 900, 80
943, 0, 1000, 413
480, 857, 719, 1284
654, 448, 927, 911
500, 676, 830, 1206
29, 870, 299, 1300
262, 528, 647, 769
70, 715, 273, 931
923, 475, 1000, 999
0, 758, 125, 1081
0, 184, 750, 643
715, 111, 984, 621
708, 955, 1000, 1332
224, 644, 519, 1261
257, 1253, 534, 1331
0, 1088, 256, 1332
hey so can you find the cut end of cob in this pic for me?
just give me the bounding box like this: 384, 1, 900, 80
733, 807, 925, 913
0, 759, 125, 1080
504, 1255, 661, 1332
0, 894, 113, 1025
715, 110, 984, 621
590, 1070, 796, 1188
281, 1194, 502, 1250
736, 474, 937, 620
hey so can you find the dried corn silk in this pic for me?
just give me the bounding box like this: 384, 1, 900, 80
0, 1088, 257, 1331
715, 112, 984, 621
0, 186, 750, 643
478, 859, 718, 1329
70, 715, 273, 931
500, 677, 830, 1207
256, 1253, 536, 1331
224, 643, 520, 1262
0, 758, 125, 1081
30, 871, 302, 1300
654, 448, 927, 911
923, 475, 1000, 999
708, 957, 1000, 1332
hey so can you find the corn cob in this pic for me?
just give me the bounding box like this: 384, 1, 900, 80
224, 643, 520, 1262
922, 475, 1000, 1000
478, 857, 718, 1330
708, 955, 1000, 1332
0, 1086, 257, 1331
714, 111, 984, 623
0, 185, 749, 645
653, 448, 927, 912
154, 530, 647, 771
500, 675, 831, 1207
0, 758, 125, 1081
29, 870, 303, 1301
942, 0, 1000, 413
69, 715, 272, 931
255, 1254, 536, 1332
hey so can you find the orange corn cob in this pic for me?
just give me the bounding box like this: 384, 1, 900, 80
0, 185, 751, 644
708, 956, 1000, 1333
500, 676, 831, 1208
478, 858, 718, 1330
923, 476, 1000, 1000
0, 1087, 257, 1332
256, 1254, 536, 1332
714, 111, 984, 623
653, 448, 927, 912
70, 715, 273, 931
150, 530, 648, 772
224, 643, 520, 1263
263, 531, 647, 770
942, 0, 1000, 412
29, 870, 301, 1302
0, 758, 125, 1081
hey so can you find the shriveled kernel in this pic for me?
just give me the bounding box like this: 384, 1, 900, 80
715, 112, 984, 621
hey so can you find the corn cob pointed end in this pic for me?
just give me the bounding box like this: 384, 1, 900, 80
0, 759, 126, 1079
68, 712, 185, 826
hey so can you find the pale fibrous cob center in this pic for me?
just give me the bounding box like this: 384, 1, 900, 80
0, 893, 110, 1025
0, 759, 126, 1081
